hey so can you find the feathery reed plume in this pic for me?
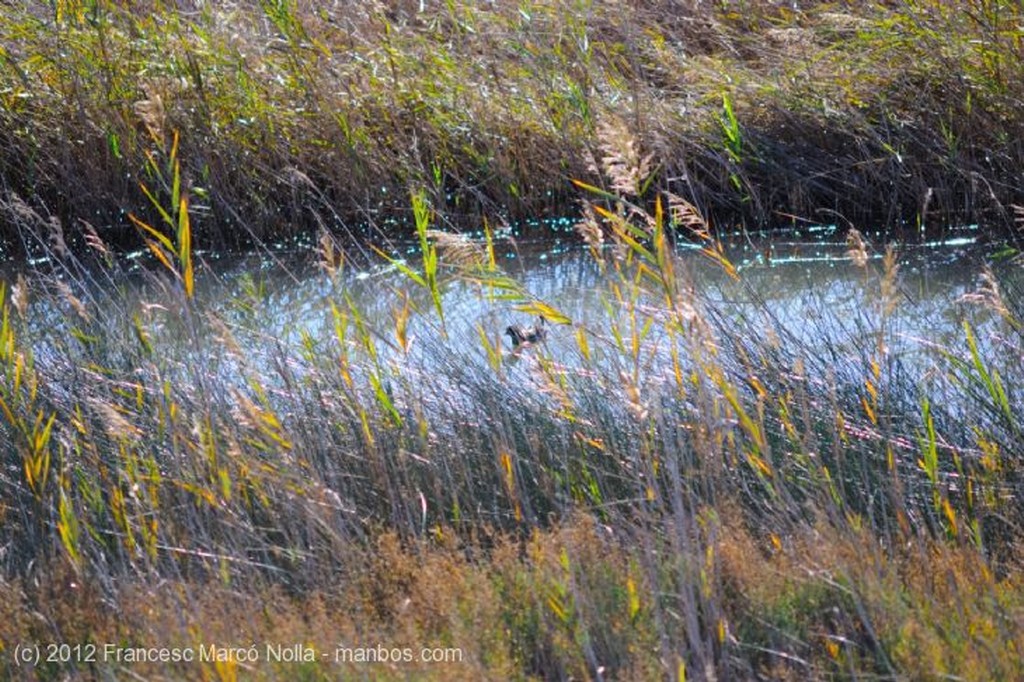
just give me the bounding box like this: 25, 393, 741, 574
1, 193, 68, 259
574, 202, 603, 249
667, 192, 708, 235
79, 219, 111, 260
959, 268, 1019, 329
208, 312, 243, 360
133, 84, 166, 145
846, 227, 869, 267
45, 215, 68, 260
593, 118, 654, 197
283, 166, 318, 191
55, 281, 90, 322
93, 399, 142, 441
425, 229, 486, 270
880, 244, 901, 315
11, 273, 29, 318
1, 192, 45, 229
1012, 204, 1024, 226
318, 231, 344, 279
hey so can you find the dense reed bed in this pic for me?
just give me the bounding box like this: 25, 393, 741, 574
3, 2, 1024, 679
4, 1, 1024, 250
1, 119, 1023, 679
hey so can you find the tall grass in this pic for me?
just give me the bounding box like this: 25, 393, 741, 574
3, 1, 1024, 251
1, 116, 1022, 679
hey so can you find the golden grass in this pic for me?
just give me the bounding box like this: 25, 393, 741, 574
2, 512, 1019, 680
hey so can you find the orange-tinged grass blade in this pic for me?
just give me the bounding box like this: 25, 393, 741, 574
571, 177, 619, 201
370, 243, 427, 287
861, 395, 877, 425
358, 409, 374, 447
178, 196, 193, 298
477, 323, 502, 372
57, 487, 80, 565
942, 496, 958, 537
137, 182, 175, 231
129, 212, 174, 252
514, 300, 571, 325
144, 240, 176, 276
593, 204, 657, 263
500, 450, 521, 521
575, 326, 590, 362
626, 574, 640, 620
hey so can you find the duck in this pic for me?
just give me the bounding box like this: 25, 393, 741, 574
505, 316, 547, 347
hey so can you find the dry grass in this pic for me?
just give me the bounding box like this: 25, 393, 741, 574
4, 513, 1021, 680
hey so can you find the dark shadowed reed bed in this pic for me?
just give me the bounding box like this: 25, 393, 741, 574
3, 2, 1024, 680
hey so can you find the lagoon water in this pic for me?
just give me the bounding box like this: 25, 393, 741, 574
11, 224, 1011, 421
189, 227, 1001, 375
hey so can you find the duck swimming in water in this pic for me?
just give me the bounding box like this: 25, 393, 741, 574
505, 316, 547, 347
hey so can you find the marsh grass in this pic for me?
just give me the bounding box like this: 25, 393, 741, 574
0, 114, 1022, 679
4, 2, 1024, 253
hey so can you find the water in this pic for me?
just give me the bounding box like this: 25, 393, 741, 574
8, 226, 1014, 409
191, 229, 1001, 367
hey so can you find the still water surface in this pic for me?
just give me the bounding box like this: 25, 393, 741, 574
174, 227, 1007, 390
13, 225, 1011, 405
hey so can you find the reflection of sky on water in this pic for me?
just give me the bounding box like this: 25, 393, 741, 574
181, 234, 1003, 392
11, 228, 1011, 417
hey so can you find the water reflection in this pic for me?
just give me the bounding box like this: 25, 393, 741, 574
7, 230, 1007, 405
177, 234, 1000, 388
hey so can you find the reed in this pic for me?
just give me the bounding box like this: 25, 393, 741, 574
0, 118, 1022, 679
4, 2, 1024, 252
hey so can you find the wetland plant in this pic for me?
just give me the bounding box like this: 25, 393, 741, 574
1, 120, 1022, 679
